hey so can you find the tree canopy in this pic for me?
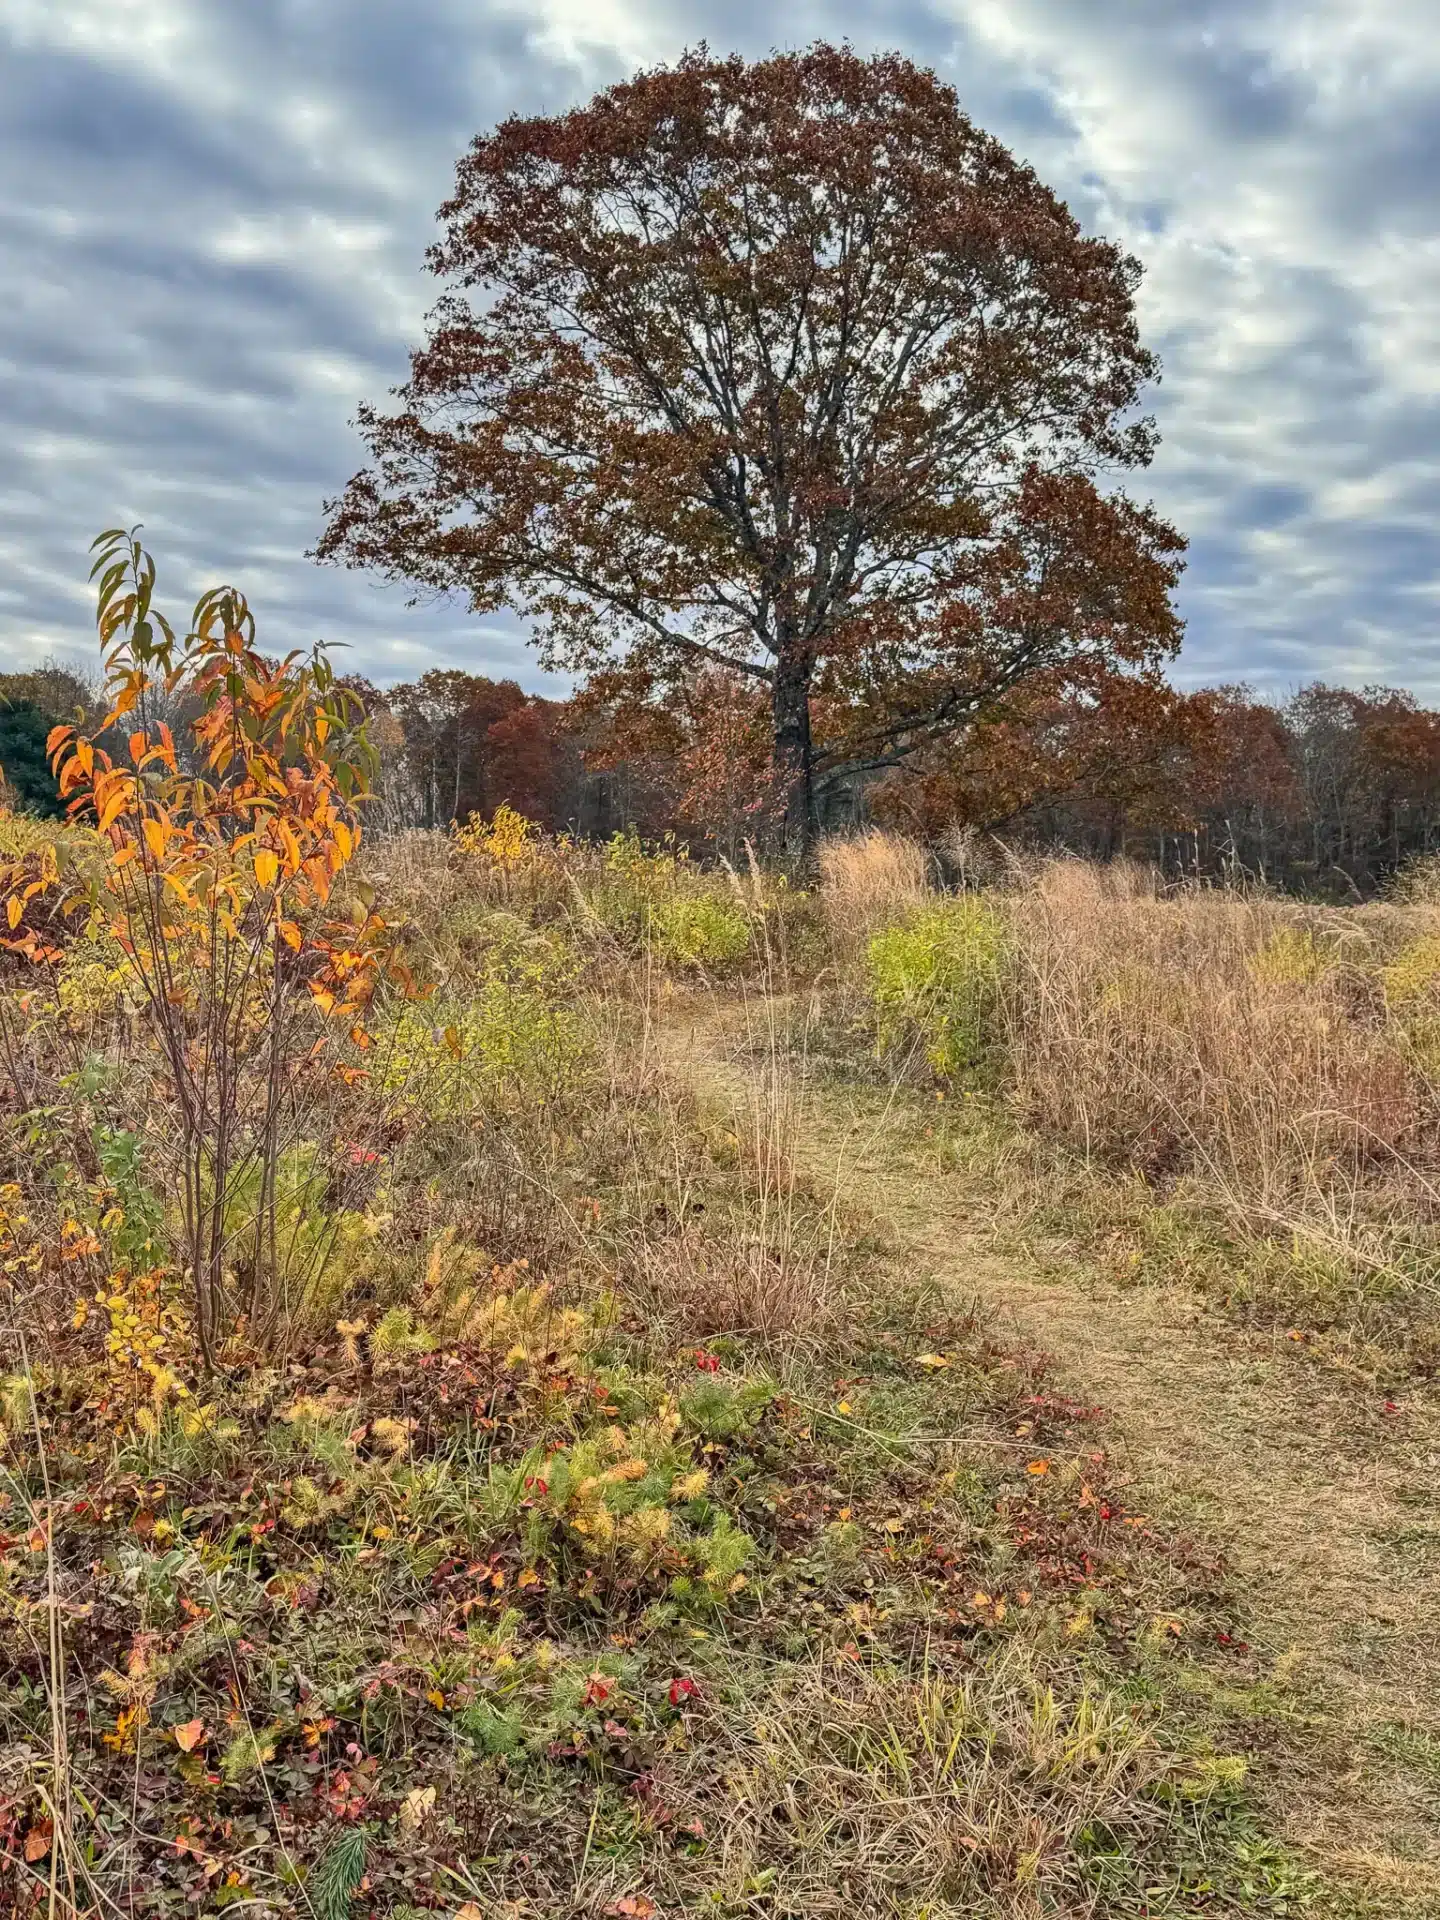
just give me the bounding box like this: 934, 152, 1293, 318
317, 42, 1185, 849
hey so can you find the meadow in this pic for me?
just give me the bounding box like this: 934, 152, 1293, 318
2, 551, 1439, 1918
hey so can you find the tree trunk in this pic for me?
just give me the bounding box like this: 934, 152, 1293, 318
772, 653, 817, 860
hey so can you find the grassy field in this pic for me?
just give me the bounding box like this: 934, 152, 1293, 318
3, 813, 1440, 1917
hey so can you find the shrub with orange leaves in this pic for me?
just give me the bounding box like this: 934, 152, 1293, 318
0, 528, 424, 1363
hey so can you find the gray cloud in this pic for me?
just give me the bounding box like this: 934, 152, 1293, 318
1, 0, 1437, 700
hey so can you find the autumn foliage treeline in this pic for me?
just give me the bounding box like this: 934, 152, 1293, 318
915, 676, 1440, 896
336, 664, 1440, 894
346, 665, 1440, 897
11, 659, 1440, 896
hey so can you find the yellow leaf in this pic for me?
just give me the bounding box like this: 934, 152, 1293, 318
278, 919, 302, 951
835, 1400, 852, 1415
142, 818, 166, 861
6, 897, 20, 930
914, 1352, 951, 1370
253, 849, 279, 890
398, 1784, 436, 1834
426, 1688, 446, 1710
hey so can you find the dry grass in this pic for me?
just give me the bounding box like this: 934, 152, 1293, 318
818, 828, 931, 948
622, 953, 851, 1348
826, 840, 1440, 1353
1002, 859, 1425, 1201
692, 1648, 1170, 1920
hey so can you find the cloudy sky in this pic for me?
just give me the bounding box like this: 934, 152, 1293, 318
2, 0, 1437, 699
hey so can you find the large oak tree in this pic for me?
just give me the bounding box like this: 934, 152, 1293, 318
316, 44, 1185, 850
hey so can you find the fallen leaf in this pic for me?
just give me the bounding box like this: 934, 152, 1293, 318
399, 1785, 437, 1834
914, 1353, 951, 1370
24, 1822, 52, 1863
172, 1718, 206, 1753
1025, 1459, 1050, 1476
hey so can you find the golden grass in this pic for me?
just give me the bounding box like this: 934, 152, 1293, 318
818, 827, 931, 946
1002, 858, 1424, 1202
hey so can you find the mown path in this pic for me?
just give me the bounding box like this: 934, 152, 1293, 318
662, 995, 1440, 1911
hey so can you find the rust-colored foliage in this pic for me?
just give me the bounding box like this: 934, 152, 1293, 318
315, 44, 1184, 851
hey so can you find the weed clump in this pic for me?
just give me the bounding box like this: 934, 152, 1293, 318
867, 898, 1008, 1076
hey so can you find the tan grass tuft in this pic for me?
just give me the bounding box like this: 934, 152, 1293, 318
818, 828, 931, 947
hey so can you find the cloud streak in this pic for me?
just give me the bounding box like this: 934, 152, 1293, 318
0, 0, 1436, 697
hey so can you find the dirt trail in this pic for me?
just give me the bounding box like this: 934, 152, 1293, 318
667, 1000, 1440, 1899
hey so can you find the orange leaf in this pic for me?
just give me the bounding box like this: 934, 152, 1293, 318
142, 818, 167, 861
173, 1718, 206, 1753
23, 1821, 52, 1863
97, 788, 129, 832
1026, 1459, 1050, 1476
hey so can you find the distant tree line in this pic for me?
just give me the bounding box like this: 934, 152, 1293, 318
882, 675, 1440, 897
9, 652, 1440, 897
348, 666, 1440, 898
